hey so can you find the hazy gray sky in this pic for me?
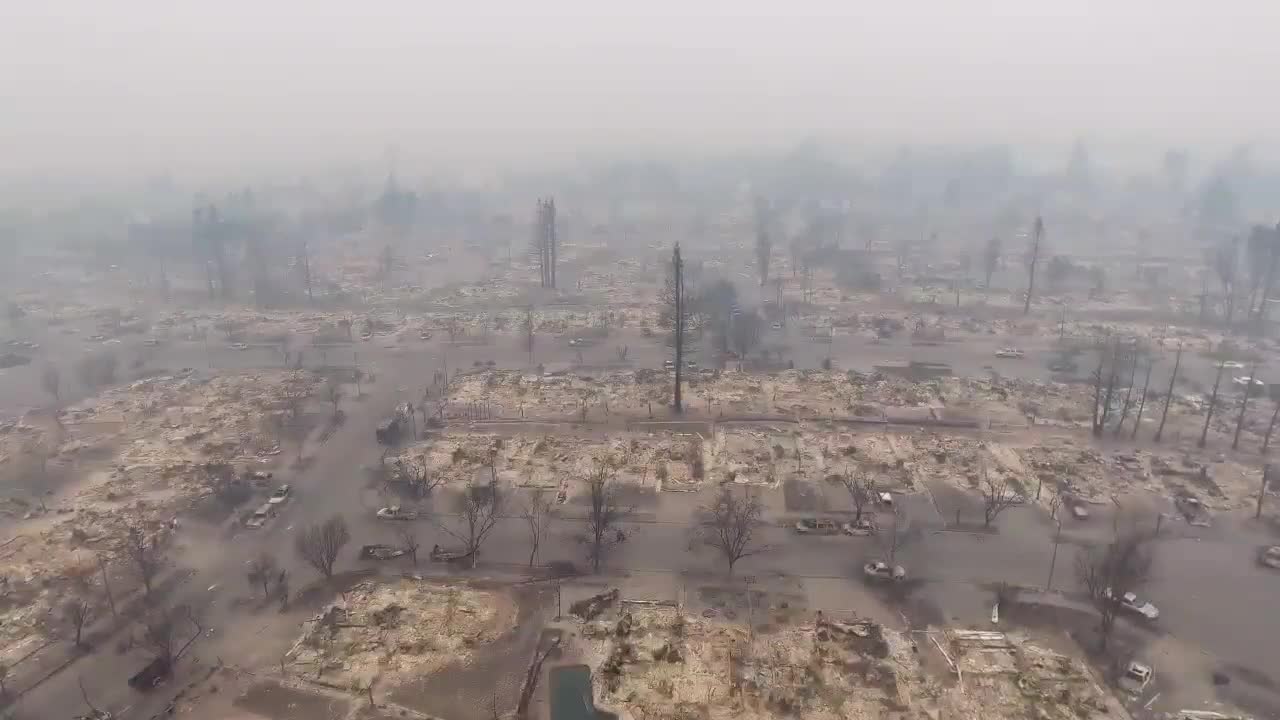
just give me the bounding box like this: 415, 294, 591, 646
4, 0, 1278, 175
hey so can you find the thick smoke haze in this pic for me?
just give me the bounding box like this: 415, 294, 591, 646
4, 0, 1278, 176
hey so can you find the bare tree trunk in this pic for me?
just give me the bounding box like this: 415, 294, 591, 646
1263, 401, 1280, 454
1091, 348, 1106, 436
1131, 360, 1154, 440
1114, 350, 1140, 437
1233, 361, 1259, 450
1200, 362, 1226, 448
1099, 345, 1122, 433
1155, 344, 1182, 442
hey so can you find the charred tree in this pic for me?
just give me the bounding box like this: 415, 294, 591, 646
1130, 358, 1155, 440
1233, 361, 1259, 450
1154, 344, 1182, 442
1199, 360, 1227, 448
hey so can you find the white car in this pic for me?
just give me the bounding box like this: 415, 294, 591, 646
1258, 545, 1280, 569
1219, 360, 1246, 370
268, 484, 291, 505
1107, 589, 1159, 620
863, 561, 906, 581
995, 348, 1025, 359
376, 506, 418, 521
231, 342, 249, 350
1120, 661, 1153, 694
1232, 376, 1265, 388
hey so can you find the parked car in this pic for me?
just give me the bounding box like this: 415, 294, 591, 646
995, 348, 1025, 359
794, 518, 841, 535
1257, 545, 1280, 570
376, 505, 418, 521
1219, 360, 1246, 370
245, 503, 274, 528
771, 322, 783, 330
268, 484, 291, 505
863, 561, 906, 581
419, 331, 433, 340
841, 518, 877, 536
1106, 589, 1160, 620
230, 342, 249, 350
359, 544, 406, 560
1119, 660, 1153, 694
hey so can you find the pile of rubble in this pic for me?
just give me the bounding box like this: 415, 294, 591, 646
580, 608, 1126, 720
287, 579, 512, 685
0, 370, 320, 663
393, 429, 706, 496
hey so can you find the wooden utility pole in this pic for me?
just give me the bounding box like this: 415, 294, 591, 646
673, 243, 685, 414
300, 241, 313, 303
1023, 216, 1044, 315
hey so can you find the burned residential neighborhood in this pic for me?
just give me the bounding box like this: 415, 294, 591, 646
2, 5, 1280, 720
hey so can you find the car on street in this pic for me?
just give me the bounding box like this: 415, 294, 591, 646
771, 322, 782, 330
841, 518, 876, 536
663, 359, 675, 369
863, 561, 906, 581
230, 342, 249, 350
994, 348, 1025, 359
1258, 545, 1280, 570
143, 338, 161, 346
1119, 660, 1153, 694
245, 503, 275, 528
794, 518, 841, 535
686, 360, 698, 369
359, 544, 406, 560
1106, 589, 1159, 620
376, 505, 418, 521
1219, 360, 1246, 370
268, 484, 291, 505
